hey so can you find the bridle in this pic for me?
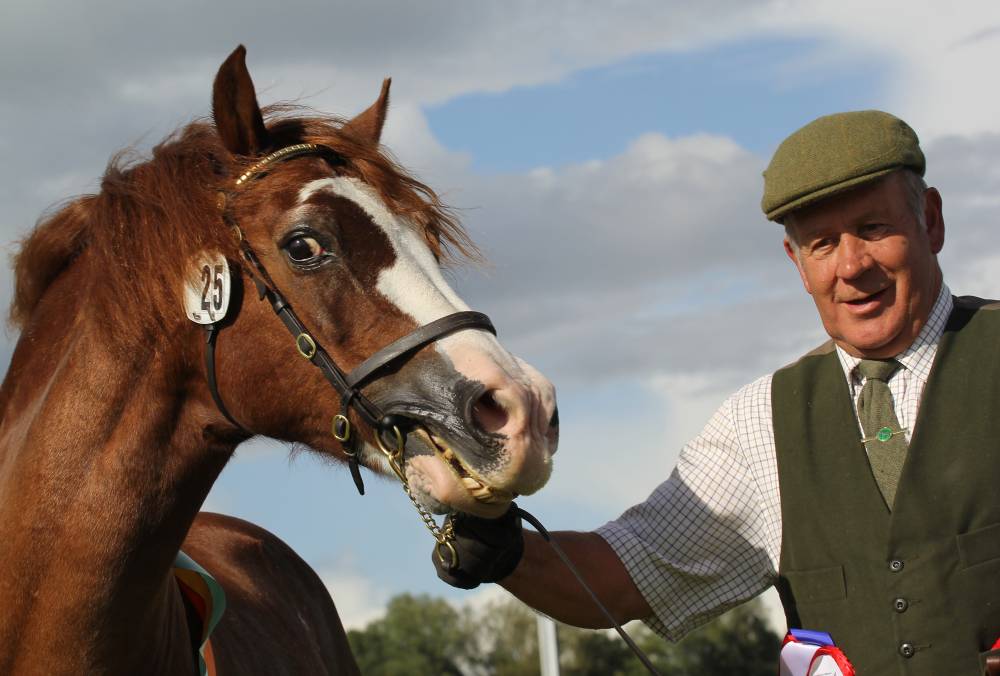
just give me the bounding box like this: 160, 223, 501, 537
205, 142, 664, 676
205, 142, 495, 554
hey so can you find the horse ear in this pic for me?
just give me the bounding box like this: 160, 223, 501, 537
343, 78, 391, 144
212, 45, 271, 156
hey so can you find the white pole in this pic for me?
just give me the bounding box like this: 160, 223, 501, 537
537, 614, 560, 676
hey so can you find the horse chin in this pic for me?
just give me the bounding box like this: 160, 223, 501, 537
403, 428, 516, 518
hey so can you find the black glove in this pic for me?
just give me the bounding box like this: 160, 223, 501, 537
432, 502, 524, 589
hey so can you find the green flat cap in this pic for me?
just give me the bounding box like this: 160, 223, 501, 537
761, 110, 925, 221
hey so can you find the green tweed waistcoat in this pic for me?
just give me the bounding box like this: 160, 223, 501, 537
773, 296, 1000, 676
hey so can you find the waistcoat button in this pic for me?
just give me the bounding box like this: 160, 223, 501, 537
899, 643, 915, 658
893, 597, 908, 612
889, 559, 904, 572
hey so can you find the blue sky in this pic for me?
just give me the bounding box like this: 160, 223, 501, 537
428, 38, 885, 172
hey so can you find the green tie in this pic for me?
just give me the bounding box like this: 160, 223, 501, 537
856, 359, 908, 509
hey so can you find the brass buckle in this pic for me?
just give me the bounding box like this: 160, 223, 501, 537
295, 333, 317, 359
332, 414, 351, 442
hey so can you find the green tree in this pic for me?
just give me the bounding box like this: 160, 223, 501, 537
560, 599, 781, 676
347, 593, 479, 675
499, 596, 780, 676
347, 592, 782, 675
475, 595, 542, 676
664, 601, 781, 675
559, 627, 634, 676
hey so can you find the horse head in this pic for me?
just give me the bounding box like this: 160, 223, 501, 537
204, 46, 558, 517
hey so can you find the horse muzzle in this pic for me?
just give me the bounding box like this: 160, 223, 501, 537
388, 362, 559, 517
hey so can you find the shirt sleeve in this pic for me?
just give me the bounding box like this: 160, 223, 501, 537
595, 376, 779, 640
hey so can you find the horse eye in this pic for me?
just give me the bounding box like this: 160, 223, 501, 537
284, 235, 325, 263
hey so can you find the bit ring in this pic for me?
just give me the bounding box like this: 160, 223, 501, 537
436, 540, 459, 571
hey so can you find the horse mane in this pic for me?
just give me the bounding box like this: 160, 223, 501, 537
10, 105, 479, 342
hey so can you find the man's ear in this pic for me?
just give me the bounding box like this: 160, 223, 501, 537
784, 236, 813, 295
924, 187, 945, 255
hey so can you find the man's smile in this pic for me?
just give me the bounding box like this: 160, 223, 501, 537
839, 285, 893, 314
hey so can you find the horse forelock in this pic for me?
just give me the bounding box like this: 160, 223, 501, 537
9, 105, 480, 349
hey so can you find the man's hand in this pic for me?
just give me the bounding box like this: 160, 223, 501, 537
432, 502, 524, 589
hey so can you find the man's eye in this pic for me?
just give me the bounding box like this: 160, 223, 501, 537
807, 237, 837, 255
859, 223, 890, 239
284, 235, 325, 263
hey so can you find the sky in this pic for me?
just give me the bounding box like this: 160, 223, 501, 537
3, 0, 1000, 637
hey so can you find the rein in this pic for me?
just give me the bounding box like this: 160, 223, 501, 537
206, 143, 661, 675
516, 508, 663, 676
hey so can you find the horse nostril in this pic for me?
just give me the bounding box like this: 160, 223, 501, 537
549, 406, 559, 429
471, 389, 509, 434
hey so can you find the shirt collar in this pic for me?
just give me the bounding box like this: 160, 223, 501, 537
836, 283, 952, 386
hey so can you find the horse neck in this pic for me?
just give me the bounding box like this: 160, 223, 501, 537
0, 258, 233, 675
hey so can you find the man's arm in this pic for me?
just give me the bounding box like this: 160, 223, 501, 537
500, 529, 652, 629
434, 381, 778, 635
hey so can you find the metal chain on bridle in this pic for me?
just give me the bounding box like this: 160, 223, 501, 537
206, 143, 663, 676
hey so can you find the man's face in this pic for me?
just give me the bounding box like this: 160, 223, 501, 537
783, 172, 945, 359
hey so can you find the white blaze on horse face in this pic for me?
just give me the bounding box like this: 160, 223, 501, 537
298, 176, 470, 321
298, 177, 557, 507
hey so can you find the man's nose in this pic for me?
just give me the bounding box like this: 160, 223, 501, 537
834, 234, 873, 280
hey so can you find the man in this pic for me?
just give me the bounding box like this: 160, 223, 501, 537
434, 111, 1000, 675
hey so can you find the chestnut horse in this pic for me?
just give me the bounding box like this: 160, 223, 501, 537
0, 46, 558, 675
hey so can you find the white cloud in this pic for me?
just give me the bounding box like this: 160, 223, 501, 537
448, 130, 765, 302
0, 1, 773, 109
319, 564, 393, 631
948, 253, 1000, 293
769, 1, 1000, 138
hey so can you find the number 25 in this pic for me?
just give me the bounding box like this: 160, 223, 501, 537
200, 264, 224, 312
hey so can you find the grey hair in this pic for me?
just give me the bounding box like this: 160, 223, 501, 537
899, 169, 928, 226
784, 169, 928, 250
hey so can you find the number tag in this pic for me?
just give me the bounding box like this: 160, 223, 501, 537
184, 254, 232, 325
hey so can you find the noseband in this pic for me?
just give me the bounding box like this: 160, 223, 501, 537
206, 143, 496, 497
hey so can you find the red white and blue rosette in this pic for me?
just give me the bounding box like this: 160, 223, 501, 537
779, 628, 855, 676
